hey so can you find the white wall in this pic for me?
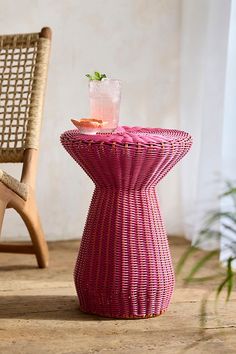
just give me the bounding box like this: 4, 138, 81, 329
0, 0, 181, 240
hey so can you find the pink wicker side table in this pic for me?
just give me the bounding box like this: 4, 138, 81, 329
61, 126, 192, 318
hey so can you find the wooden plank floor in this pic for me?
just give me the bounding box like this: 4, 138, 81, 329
0, 237, 235, 354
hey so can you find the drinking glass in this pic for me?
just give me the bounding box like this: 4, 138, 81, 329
89, 79, 121, 132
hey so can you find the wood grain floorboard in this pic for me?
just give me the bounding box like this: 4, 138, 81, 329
0, 237, 235, 354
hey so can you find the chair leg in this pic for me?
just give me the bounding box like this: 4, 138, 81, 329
0, 182, 11, 237
0, 199, 7, 236
0, 182, 48, 268
9, 190, 49, 268
20, 203, 49, 268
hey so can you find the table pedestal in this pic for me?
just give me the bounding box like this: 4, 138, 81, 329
75, 186, 174, 318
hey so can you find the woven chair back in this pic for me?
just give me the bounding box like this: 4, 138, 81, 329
0, 30, 50, 163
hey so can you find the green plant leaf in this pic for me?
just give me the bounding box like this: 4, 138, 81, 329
176, 246, 197, 276
184, 250, 218, 283
217, 277, 229, 299
94, 71, 101, 79
197, 228, 236, 251
177, 179, 236, 315
220, 181, 236, 208
221, 180, 236, 198
86, 71, 107, 81
216, 257, 235, 301
221, 187, 236, 197
222, 223, 236, 235
226, 257, 234, 301
195, 229, 221, 247
184, 274, 222, 283
200, 294, 208, 329
206, 211, 236, 227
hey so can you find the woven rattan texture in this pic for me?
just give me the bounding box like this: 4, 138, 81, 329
61, 127, 192, 318
0, 169, 28, 200
0, 32, 50, 162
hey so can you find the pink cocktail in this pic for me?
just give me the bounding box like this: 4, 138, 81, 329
89, 79, 121, 132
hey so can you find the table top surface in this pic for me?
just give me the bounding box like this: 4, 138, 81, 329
61, 126, 192, 146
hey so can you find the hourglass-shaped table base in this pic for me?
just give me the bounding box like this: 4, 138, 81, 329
61, 126, 192, 318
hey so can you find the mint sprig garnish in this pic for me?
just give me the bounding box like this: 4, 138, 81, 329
86, 71, 107, 81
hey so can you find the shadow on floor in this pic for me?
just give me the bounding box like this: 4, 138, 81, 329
0, 295, 112, 322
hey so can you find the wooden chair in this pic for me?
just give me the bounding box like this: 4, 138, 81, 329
0, 27, 52, 268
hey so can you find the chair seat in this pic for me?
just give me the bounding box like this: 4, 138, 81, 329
0, 169, 29, 201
